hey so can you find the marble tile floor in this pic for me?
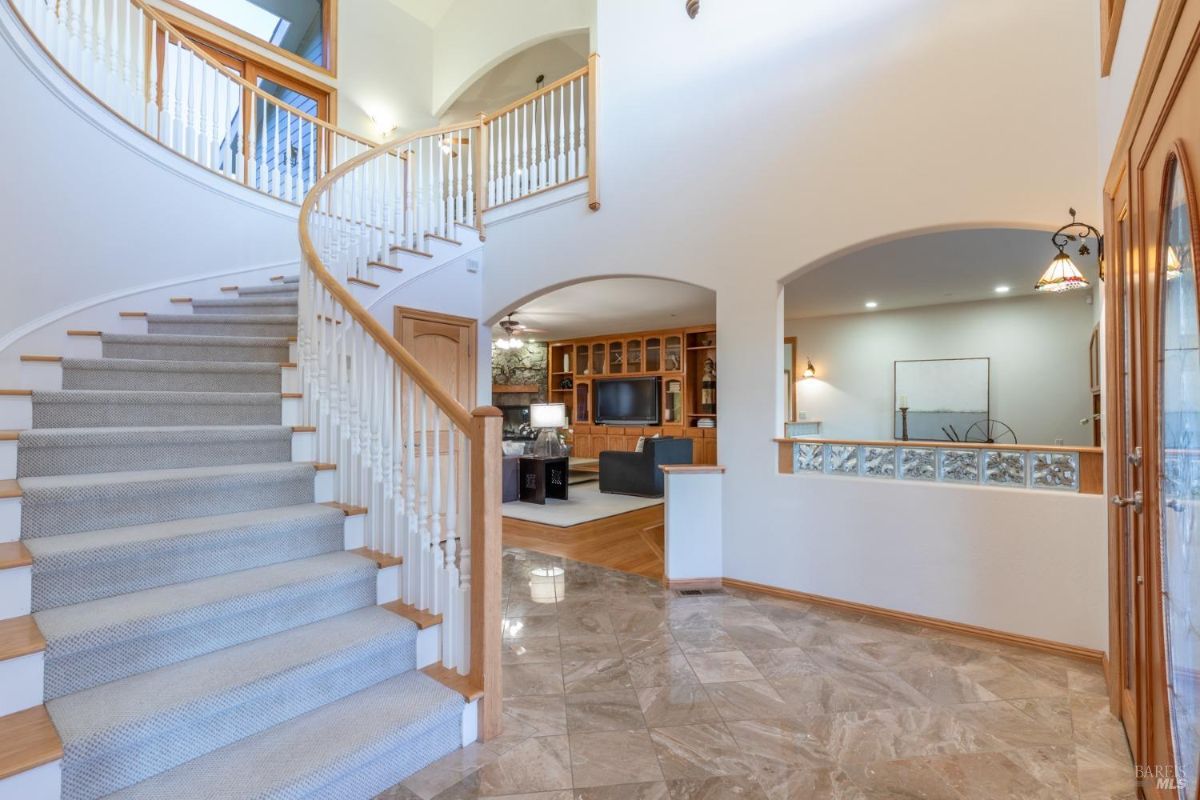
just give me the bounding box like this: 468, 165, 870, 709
377, 548, 1136, 800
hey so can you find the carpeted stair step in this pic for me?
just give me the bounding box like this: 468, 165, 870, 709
280, 275, 299, 283
62, 357, 283, 392
191, 297, 298, 316
30, 389, 281, 428
102, 333, 291, 363
238, 284, 299, 297
19, 462, 317, 538
49, 606, 416, 800
147, 313, 297, 338
108, 670, 464, 800
34, 550, 378, 699
17, 425, 293, 477
26, 503, 346, 610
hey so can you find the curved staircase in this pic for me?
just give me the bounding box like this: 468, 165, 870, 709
0, 279, 469, 798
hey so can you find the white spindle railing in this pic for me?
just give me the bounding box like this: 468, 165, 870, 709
9, 0, 374, 203
298, 121, 496, 685
484, 64, 593, 210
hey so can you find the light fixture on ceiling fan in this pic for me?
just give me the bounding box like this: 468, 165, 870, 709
495, 313, 544, 350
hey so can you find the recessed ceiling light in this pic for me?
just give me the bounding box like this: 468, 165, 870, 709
864, 301, 878, 309
994, 285, 1011, 294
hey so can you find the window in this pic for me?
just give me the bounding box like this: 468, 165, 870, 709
165, 0, 335, 74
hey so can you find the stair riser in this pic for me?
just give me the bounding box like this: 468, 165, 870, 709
21, 470, 315, 539
31, 398, 281, 429
0, 563, 31, 617
31, 515, 345, 611
42, 570, 377, 699
102, 341, 291, 363
0, 760, 59, 800
59, 631, 415, 800
0, 395, 31, 430
147, 319, 296, 338
192, 304, 298, 316
0, 653, 42, 717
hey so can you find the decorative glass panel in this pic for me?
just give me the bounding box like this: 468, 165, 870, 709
609, 342, 623, 374
1158, 156, 1200, 792
645, 338, 661, 372
900, 447, 936, 481
627, 340, 642, 372
592, 343, 605, 375
664, 336, 683, 372
862, 446, 896, 477
983, 450, 1026, 487
793, 443, 823, 472
826, 445, 858, 475
940, 449, 979, 483
1030, 451, 1079, 491
576, 345, 589, 376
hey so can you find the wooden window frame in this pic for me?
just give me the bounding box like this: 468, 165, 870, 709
1100, 0, 1127, 77
159, 0, 337, 79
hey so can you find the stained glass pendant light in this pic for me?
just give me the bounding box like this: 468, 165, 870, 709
1036, 208, 1101, 293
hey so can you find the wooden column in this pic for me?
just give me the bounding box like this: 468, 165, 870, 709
469, 406, 503, 739
586, 53, 600, 211
475, 113, 488, 240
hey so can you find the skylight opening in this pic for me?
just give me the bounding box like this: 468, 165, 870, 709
185, 0, 289, 45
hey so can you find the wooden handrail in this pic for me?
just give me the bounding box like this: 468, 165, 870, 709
299, 121, 484, 435
483, 64, 590, 121
774, 437, 1103, 455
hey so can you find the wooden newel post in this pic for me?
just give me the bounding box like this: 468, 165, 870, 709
470, 406, 503, 739
475, 113, 489, 240
586, 53, 600, 211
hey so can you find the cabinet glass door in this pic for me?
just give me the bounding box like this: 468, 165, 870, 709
576, 345, 589, 376
592, 343, 605, 375
576, 382, 590, 423
645, 337, 661, 372
609, 342, 623, 374
626, 339, 642, 373
1157, 156, 1200, 794
665, 336, 683, 372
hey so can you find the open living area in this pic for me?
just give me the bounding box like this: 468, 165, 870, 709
0, 0, 1196, 798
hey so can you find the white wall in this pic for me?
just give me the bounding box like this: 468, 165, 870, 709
0, 6, 297, 366
480, 0, 1105, 646
431, 0, 593, 115
787, 294, 1097, 446
1098, 0, 1160, 183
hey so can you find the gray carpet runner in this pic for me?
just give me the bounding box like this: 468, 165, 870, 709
62, 358, 283, 392
14, 278, 464, 799
102, 332, 292, 363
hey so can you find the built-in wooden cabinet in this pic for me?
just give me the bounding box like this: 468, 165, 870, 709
551, 325, 717, 465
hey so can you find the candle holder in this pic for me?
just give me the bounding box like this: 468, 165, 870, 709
900, 406, 910, 441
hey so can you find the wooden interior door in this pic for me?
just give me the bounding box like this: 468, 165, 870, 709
1107, 4, 1200, 795
394, 307, 477, 410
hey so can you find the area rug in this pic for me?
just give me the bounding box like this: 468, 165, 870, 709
502, 482, 662, 527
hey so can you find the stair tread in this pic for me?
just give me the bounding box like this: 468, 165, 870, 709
47, 606, 415, 744
102, 332, 292, 346
33, 551, 375, 648
18, 424, 293, 446
191, 298, 297, 307
107, 671, 463, 800
30, 389, 283, 404
24, 503, 342, 562
63, 357, 286, 374
146, 313, 298, 323
0, 706, 62, 781
19, 460, 313, 493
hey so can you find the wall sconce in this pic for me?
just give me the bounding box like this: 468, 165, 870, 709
686, 0, 699, 18
802, 358, 816, 379
368, 114, 400, 140
1035, 208, 1102, 293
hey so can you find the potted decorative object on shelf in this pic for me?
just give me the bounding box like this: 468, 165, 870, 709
700, 357, 717, 414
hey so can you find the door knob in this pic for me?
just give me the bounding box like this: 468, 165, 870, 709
1111, 491, 1143, 513
1127, 447, 1143, 467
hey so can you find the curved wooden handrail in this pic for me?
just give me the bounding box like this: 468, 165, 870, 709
298, 120, 484, 435
134, 0, 372, 145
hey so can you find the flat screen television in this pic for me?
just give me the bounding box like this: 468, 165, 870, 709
594, 377, 661, 425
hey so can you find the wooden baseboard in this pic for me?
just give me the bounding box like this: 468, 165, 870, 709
721, 577, 1104, 664
666, 577, 722, 590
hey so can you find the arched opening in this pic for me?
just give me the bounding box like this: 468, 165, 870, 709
780, 226, 1101, 447
489, 275, 716, 578
439, 32, 590, 125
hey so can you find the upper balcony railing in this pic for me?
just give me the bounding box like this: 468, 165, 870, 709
10, 0, 375, 202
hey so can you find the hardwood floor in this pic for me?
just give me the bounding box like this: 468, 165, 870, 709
502, 504, 665, 579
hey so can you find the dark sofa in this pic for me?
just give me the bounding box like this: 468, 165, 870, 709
598, 437, 694, 497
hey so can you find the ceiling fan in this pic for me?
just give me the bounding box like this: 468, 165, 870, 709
495, 313, 545, 350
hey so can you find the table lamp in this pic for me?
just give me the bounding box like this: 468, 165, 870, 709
529, 402, 568, 457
